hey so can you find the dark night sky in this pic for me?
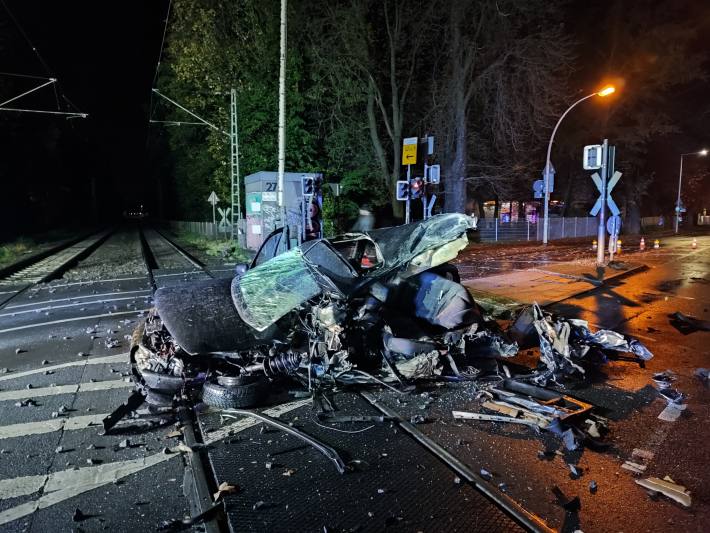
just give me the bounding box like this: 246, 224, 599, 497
0, 0, 708, 238
0, 0, 167, 235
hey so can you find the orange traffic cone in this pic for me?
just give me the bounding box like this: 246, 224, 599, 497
653, 239, 660, 249
639, 237, 646, 251
692, 238, 697, 249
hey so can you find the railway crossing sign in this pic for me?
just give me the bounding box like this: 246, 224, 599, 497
590, 170, 622, 217
218, 207, 232, 230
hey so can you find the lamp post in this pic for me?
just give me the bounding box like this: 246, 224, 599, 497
542, 85, 616, 244
674, 149, 708, 233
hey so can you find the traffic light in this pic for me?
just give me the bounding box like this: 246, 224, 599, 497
410, 177, 423, 199
396, 180, 409, 201
301, 176, 314, 196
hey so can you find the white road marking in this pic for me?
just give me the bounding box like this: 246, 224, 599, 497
5, 289, 151, 310
0, 378, 132, 402
0, 414, 107, 440
0, 353, 128, 383
0, 398, 308, 525
0, 296, 152, 318
0, 309, 150, 334
33, 276, 150, 289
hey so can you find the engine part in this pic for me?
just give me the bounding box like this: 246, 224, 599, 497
245, 351, 302, 377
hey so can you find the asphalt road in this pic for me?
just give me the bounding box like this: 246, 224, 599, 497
0, 227, 706, 532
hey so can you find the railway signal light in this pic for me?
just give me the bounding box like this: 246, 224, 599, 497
410, 177, 423, 199
302, 176, 314, 196
396, 180, 409, 201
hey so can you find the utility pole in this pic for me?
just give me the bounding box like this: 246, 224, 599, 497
277, 0, 288, 226
230, 88, 242, 244
596, 139, 609, 266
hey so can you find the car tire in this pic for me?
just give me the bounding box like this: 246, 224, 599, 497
202, 377, 268, 409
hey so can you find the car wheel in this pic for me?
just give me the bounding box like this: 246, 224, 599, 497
202, 376, 268, 409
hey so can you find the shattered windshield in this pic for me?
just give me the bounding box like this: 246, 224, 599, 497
232, 247, 321, 331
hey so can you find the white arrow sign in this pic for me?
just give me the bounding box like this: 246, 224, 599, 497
590, 171, 622, 217
207, 191, 219, 205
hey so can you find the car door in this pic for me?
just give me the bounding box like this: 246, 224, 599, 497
251, 226, 290, 268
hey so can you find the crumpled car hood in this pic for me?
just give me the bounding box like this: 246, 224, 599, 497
365, 213, 473, 276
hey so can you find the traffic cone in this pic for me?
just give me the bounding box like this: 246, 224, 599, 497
592, 240, 598, 251
653, 239, 660, 249
692, 238, 697, 249
639, 237, 645, 251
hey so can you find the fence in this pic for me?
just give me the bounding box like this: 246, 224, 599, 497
476, 217, 598, 242
169, 216, 598, 244
168, 220, 228, 239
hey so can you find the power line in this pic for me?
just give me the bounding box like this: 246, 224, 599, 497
149, 0, 173, 121
0, 72, 53, 81
0, 0, 55, 78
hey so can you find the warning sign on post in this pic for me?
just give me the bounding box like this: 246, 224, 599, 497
402, 137, 417, 166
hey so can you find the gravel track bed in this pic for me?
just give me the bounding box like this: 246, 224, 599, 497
142, 229, 195, 270
62, 228, 148, 281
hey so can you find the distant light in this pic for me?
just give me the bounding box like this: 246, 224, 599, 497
597, 86, 616, 97
699, 149, 708, 156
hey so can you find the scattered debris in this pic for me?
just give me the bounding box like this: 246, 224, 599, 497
694, 368, 709, 386
213, 481, 238, 501
14, 399, 37, 407
72, 508, 86, 522
669, 312, 710, 333
15, 348, 24, 354
0, 368, 9, 374
282, 469, 296, 477
252, 501, 266, 511
77, 352, 88, 357
622, 449, 654, 474
589, 480, 597, 494
479, 469, 492, 481
41, 359, 49, 365
118, 439, 130, 449
635, 476, 691, 507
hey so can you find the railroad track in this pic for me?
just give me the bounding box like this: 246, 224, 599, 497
136, 225, 221, 532
0, 230, 113, 310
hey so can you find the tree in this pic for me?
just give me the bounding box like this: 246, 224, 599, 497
425, 1, 575, 214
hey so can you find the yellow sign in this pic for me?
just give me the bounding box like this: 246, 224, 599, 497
402, 137, 417, 166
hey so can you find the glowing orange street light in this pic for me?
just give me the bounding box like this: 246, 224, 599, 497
597, 86, 616, 97
542, 84, 619, 244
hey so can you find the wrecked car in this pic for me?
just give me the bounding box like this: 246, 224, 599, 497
127, 213, 652, 414
130, 214, 486, 408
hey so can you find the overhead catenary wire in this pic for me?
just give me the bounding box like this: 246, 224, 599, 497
149, 0, 173, 122
0, 79, 55, 108
0, 107, 87, 117
0, 1, 87, 117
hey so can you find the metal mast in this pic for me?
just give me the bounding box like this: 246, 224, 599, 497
230, 88, 242, 243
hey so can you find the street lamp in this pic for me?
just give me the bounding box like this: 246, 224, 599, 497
674, 148, 708, 233
542, 85, 616, 244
